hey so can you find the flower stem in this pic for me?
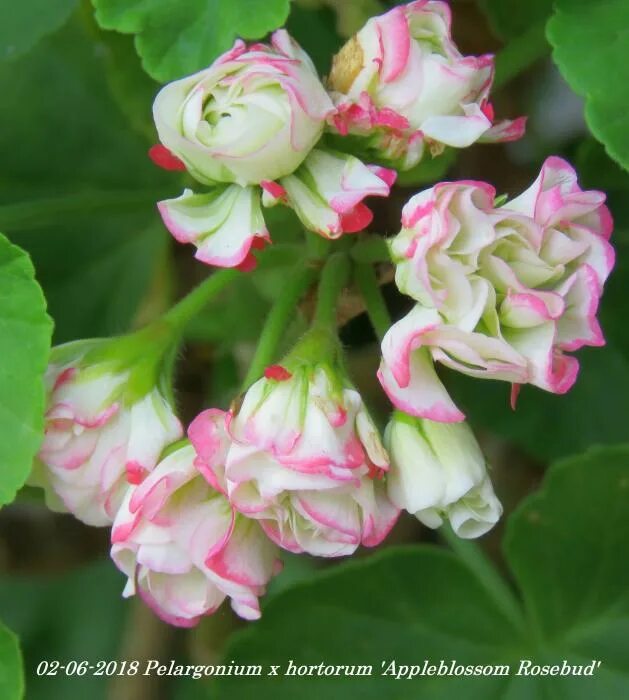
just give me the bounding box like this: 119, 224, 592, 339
306, 230, 333, 261
350, 235, 391, 264
241, 262, 319, 390
354, 262, 392, 340
313, 252, 352, 329
161, 268, 241, 334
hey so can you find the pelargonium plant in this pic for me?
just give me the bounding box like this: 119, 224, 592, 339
28, 0, 615, 629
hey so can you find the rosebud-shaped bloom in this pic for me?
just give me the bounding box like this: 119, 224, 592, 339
382, 157, 614, 419
190, 351, 399, 557
111, 443, 281, 626
327, 0, 525, 169
153, 30, 334, 187
32, 340, 183, 526
385, 412, 502, 537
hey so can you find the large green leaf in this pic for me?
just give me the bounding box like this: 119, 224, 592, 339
0, 559, 129, 700
0, 0, 77, 62
285, 3, 342, 75
0, 18, 172, 342
216, 444, 629, 698
481, 0, 553, 39
505, 445, 629, 680
0, 234, 52, 506
547, 0, 629, 171
92, 0, 290, 83
0, 620, 23, 700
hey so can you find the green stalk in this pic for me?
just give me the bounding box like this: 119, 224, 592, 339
161, 268, 241, 335
306, 230, 333, 261
350, 235, 391, 264
312, 253, 352, 329
354, 262, 392, 340
241, 262, 319, 390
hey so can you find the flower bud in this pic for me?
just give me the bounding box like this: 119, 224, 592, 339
190, 333, 399, 557
328, 1, 525, 169
385, 412, 502, 538
32, 338, 183, 525
111, 443, 281, 626
153, 31, 334, 187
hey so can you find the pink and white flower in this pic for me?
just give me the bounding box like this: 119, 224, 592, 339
385, 412, 502, 538
111, 443, 281, 626
153, 30, 334, 187
190, 363, 399, 557
261, 149, 396, 239
327, 0, 525, 169
382, 157, 614, 418
154, 30, 396, 263
32, 341, 183, 526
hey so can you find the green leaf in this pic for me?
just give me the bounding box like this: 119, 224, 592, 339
93, 28, 162, 141
0, 0, 77, 62
547, 0, 629, 171
0, 18, 172, 342
481, 0, 553, 39
0, 559, 129, 700
505, 445, 629, 666
216, 444, 629, 698
447, 344, 629, 463
220, 548, 523, 699
0, 234, 52, 507
92, 0, 291, 83
577, 139, 629, 192
19, 221, 168, 343
0, 620, 23, 700
285, 4, 342, 75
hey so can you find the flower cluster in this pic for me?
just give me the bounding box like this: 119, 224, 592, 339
31, 1, 615, 628
189, 333, 400, 558
33, 337, 284, 625
381, 157, 614, 421
153, 30, 396, 267
327, 0, 525, 169
151, 1, 521, 268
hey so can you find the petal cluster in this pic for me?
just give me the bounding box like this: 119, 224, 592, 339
154, 31, 396, 267
327, 0, 525, 169
190, 365, 399, 557
154, 30, 334, 187
34, 343, 183, 525
112, 444, 281, 626
381, 157, 614, 420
